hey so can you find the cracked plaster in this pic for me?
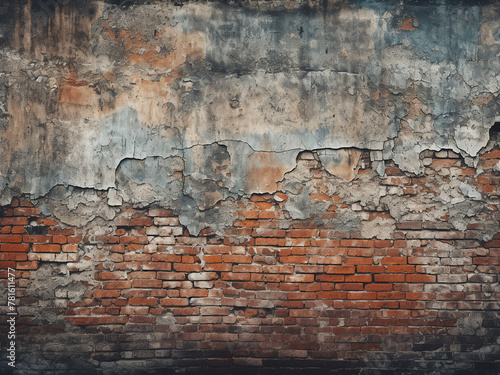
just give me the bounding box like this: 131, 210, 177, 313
1, 0, 500, 234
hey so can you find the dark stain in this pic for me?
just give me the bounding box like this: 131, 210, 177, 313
25, 225, 48, 235
298, 25, 304, 38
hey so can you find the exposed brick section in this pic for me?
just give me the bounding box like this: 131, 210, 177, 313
1, 149, 500, 374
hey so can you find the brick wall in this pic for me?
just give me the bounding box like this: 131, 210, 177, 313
1, 148, 499, 374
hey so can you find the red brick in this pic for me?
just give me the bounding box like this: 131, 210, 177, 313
316, 274, 344, 282
0, 234, 23, 243
100, 316, 128, 324
279, 256, 308, 264
252, 201, 277, 211
204, 263, 232, 272
72, 317, 99, 326
120, 236, 148, 244
23, 235, 52, 244
288, 292, 317, 300
385, 265, 415, 273
233, 264, 262, 273
222, 255, 252, 263
173, 264, 202, 272
120, 306, 150, 315
1, 226, 12, 234
375, 292, 406, 300
141, 262, 172, 271
406, 292, 435, 300
235, 220, 259, 227
253, 229, 286, 238
130, 218, 152, 226
310, 239, 340, 247
289, 310, 319, 318
129, 297, 158, 306
336, 283, 364, 291
103, 281, 132, 289
0, 217, 28, 226
473, 257, 500, 264
296, 265, 324, 273
1, 243, 29, 252
374, 274, 405, 282
97, 271, 128, 280
13, 207, 40, 216
160, 298, 189, 306
94, 290, 121, 298
374, 240, 393, 248
251, 273, 284, 282
263, 265, 294, 274
317, 291, 346, 299
406, 274, 436, 283
430, 159, 460, 167
288, 229, 319, 238
381, 257, 407, 265
347, 292, 377, 300
200, 307, 229, 315
52, 235, 67, 244
221, 272, 251, 281
325, 266, 355, 274
171, 307, 200, 316
285, 274, 314, 283
0, 261, 15, 268
340, 240, 374, 248
479, 149, 500, 159
345, 257, 373, 265
32, 244, 60, 253
241, 211, 259, 219
364, 283, 393, 291
347, 248, 374, 257
370, 301, 399, 309
255, 238, 286, 246
68, 236, 82, 243
157, 272, 185, 280
16, 261, 39, 270
124, 254, 151, 262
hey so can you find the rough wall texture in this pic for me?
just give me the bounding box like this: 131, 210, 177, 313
0, 0, 499, 374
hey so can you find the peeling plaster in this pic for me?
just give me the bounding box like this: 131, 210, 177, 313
2, 0, 500, 234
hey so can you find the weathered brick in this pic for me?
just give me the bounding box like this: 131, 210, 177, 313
325, 266, 355, 274
32, 244, 60, 253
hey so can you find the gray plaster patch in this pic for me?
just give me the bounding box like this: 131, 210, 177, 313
361, 216, 396, 240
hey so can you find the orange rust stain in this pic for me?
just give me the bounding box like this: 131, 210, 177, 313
472, 95, 493, 105
104, 72, 115, 82
406, 98, 425, 121
104, 26, 206, 70
245, 152, 292, 193
63, 65, 89, 87
399, 18, 416, 31
57, 86, 98, 107
101, 21, 116, 41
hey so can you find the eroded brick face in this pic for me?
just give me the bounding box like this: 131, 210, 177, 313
1, 148, 499, 374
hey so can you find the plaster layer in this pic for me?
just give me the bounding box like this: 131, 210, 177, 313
1, 0, 500, 234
